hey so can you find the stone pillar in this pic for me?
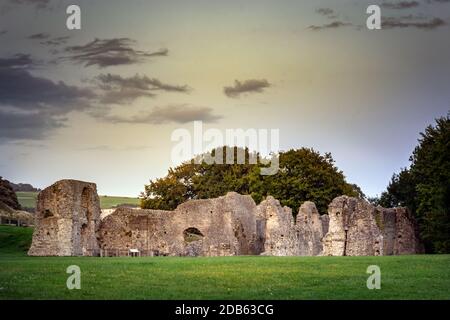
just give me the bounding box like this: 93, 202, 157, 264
28, 179, 101, 256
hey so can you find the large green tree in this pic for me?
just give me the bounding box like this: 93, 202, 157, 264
380, 114, 450, 253
141, 147, 358, 215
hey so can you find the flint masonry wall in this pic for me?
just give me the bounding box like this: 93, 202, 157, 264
28, 180, 101, 256
29, 180, 423, 257
98, 192, 259, 256
322, 196, 424, 256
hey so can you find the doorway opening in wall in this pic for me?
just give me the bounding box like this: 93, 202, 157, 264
80, 187, 93, 252
343, 229, 348, 256
183, 227, 204, 243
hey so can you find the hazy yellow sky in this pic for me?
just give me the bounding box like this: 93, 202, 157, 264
1, 0, 449, 196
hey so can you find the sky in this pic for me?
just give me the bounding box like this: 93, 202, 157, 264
0, 0, 449, 197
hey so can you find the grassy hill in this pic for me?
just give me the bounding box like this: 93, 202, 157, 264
0, 225, 449, 300
16, 191, 140, 210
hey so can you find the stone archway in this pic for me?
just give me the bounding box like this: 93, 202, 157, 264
183, 227, 204, 256
183, 227, 204, 242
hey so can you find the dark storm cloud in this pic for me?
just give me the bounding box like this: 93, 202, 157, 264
0, 54, 96, 141
0, 110, 64, 141
93, 104, 222, 124
63, 38, 168, 68
381, 1, 420, 9
308, 21, 352, 31
96, 74, 189, 93
94, 73, 190, 104
0, 53, 33, 68
223, 79, 271, 98
0, 67, 95, 112
0, 30, 8, 36
382, 16, 446, 29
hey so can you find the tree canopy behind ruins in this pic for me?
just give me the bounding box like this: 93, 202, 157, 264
141, 147, 360, 214
376, 114, 450, 254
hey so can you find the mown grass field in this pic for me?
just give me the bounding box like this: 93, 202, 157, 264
0, 225, 449, 300
16, 191, 140, 210
15, 192, 39, 209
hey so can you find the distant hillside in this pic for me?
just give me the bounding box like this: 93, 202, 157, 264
0, 177, 21, 210
15, 192, 38, 210
16, 191, 140, 210
10, 182, 40, 192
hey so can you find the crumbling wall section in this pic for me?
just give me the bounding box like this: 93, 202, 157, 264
322, 196, 422, 256
295, 201, 326, 256
28, 180, 423, 257
28, 180, 101, 256
255, 196, 298, 256
98, 192, 259, 256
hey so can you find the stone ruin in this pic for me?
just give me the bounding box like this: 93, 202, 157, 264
28, 180, 100, 256
28, 179, 424, 257
322, 196, 423, 256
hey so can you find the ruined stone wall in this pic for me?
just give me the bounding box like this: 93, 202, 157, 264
322, 196, 423, 256
28, 180, 101, 256
387, 207, 424, 254
28, 179, 423, 257
295, 201, 326, 256
98, 192, 259, 256
255, 196, 298, 256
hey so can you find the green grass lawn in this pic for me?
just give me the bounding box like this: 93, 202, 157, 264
16, 192, 140, 210
0, 225, 449, 300
15, 192, 38, 209
98, 195, 140, 209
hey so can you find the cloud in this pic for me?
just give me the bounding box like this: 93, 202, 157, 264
0, 109, 64, 141
63, 38, 168, 68
425, 0, 450, 3
0, 54, 96, 141
223, 79, 271, 98
382, 16, 446, 29
94, 73, 190, 104
98, 89, 156, 105
95, 73, 189, 92
41, 36, 70, 46
93, 104, 222, 124
308, 21, 352, 31
0, 30, 8, 36
27, 33, 70, 46
315, 8, 337, 19
0, 67, 95, 113
316, 8, 334, 16
0, 53, 33, 68
27, 32, 50, 40
381, 1, 420, 9
8, 0, 51, 9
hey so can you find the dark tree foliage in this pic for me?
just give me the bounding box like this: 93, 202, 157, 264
380, 114, 450, 253
0, 177, 21, 210
141, 147, 358, 215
